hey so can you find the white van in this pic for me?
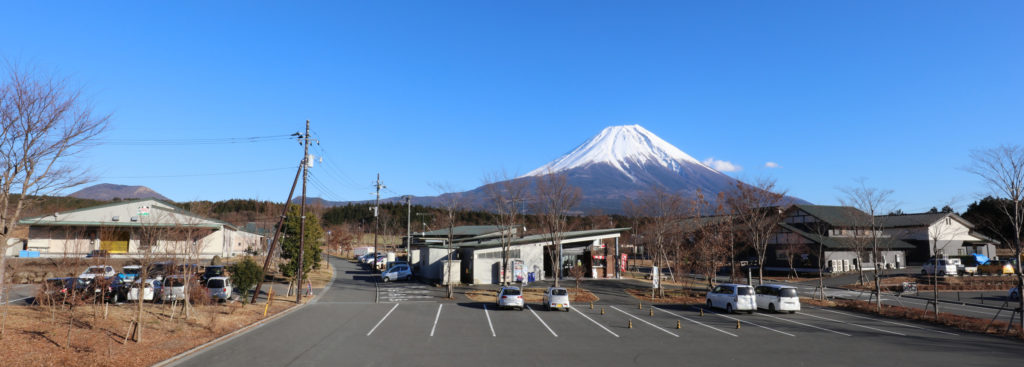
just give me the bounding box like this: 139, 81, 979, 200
705, 284, 756, 314
755, 284, 801, 313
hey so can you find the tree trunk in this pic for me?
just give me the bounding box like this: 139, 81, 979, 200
0, 253, 6, 338
873, 245, 882, 311
818, 243, 825, 300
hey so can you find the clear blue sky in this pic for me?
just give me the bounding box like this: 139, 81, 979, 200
2, 1, 1021, 212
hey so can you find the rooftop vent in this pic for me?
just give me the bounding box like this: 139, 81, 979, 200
112, 216, 120, 221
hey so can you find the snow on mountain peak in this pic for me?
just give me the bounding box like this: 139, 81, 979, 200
524, 124, 715, 179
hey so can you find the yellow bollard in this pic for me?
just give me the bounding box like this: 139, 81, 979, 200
736, 320, 741, 329
628, 319, 632, 328
676, 320, 681, 329
639, 302, 642, 309
649, 308, 654, 317
699, 308, 704, 317
590, 302, 594, 310
601, 307, 605, 315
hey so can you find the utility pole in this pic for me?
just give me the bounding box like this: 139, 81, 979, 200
251, 160, 303, 304
296, 120, 310, 304
405, 196, 411, 263
372, 174, 385, 272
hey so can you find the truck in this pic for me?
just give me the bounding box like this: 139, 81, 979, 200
352, 246, 375, 259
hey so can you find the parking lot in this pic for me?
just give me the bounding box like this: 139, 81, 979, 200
169, 257, 1022, 367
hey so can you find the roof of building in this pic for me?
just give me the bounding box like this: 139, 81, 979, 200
790, 204, 874, 227
778, 223, 914, 250
418, 225, 509, 238
18, 198, 243, 231
875, 212, 975, 229
418, 227, 631, 250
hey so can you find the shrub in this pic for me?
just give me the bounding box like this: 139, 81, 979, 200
229, 257, 263, 301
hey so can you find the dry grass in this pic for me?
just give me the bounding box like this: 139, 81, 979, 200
833, 299, 1023, 340
623, 288, 706, 304
465, 287, 598, 303
0, 296, 298, 366
844, 275, 1018, 292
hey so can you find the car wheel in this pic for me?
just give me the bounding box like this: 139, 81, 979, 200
789, 311, 796, 314
706, 300, 713, 309
769, 303, 776, 313
726, 304, 733, 314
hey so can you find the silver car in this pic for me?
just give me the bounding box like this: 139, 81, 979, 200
543, 287, 571, 311
497, 286, 524, 311
206, 277, 233, 302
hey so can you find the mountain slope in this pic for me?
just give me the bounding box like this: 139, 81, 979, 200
69, 183, 171, 202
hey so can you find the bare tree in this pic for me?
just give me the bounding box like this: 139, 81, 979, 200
127, 212, 173, 343
686, 190, 732, 289
840, 179, 894, 311
532, 171, 581, 287
0, 65, 109, 332
636, 187, 686, 297
433, 184, 464, 299
483, 173, 527, 286
967, 145, 1024, 331
726, 178, 786, 285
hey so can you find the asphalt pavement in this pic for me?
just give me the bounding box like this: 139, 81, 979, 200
167, 258, 1023, 367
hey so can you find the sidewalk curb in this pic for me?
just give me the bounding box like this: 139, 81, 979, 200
154, 259, 339, 367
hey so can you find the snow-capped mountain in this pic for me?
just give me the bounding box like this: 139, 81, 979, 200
523, 125, 717, 180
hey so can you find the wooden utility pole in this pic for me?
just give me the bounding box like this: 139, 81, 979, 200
251, 161, 302, 304
405, 196, 411, 262
296, 120, 310, 304
372, 174, 385, 272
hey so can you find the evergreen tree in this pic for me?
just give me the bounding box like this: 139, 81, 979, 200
279, 205, 324, 278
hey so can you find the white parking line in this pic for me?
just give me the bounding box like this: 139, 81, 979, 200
526, 305, 559, 337
430, 304, 443, 337
610, 306, 679, 337
800, 312, 906, 336
699, 308, 795, 337
809, 307, 959, 336
755, 313, 852, 336
1, 296, 31, 305
366, 303, 399, 336
884, 298, 999, 317
570, 307, 619, 337
483, 305, 496, 337
656, 306, 738, 337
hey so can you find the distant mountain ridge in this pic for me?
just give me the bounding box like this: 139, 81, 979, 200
69, 183, 171, 202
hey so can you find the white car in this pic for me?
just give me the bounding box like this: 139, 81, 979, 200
79, 265, 116, 280
161, 275, 187, 302
706, 284, 756, 314
207, 277, 233, 302
382, 264, 412, 282
755, 284, 801, 313
128, 279, 160, 302
543, 287, 570, 311
121, 265, 143, 282
496, 286, 524, 311
922, 258, 958, 276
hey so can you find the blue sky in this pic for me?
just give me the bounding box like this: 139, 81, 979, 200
2, 1, 1021, 212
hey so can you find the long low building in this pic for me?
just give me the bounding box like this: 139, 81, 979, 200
12, 199, 264, 260
410, 226, 630, 285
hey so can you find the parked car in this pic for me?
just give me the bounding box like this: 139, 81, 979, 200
39, 277, 78, 303
1008, 287, 1020, 302
128, 279, 161, 302
496, 286, 524, 310
978, 260, 1015, 275
705, 284, 756, 314
955, 257, 980, 276
91, 276, 127, 303
385, 261, 409, 270
78, 265, 116, 280
921, 258, 958, 276
755, 284, 801, 313
207, 276, 233, 302
161, 275, 187, 302
201, 265, 227, 283
543, 287, 571, 311
85, 250, 110, 258
121, 265, 143, 282
149, 261, 174, 280
382, 264, 413, 282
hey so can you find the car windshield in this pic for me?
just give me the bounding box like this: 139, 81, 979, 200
165, 278, 185, 287
206, 267, 224, 276
550, 288, 568, 296
208, 279, 225, 288
87, 267, 106, 274
503, 288, 521, 296
779, 288, 798, 297
737, 287, 754, 295
123, 268, 140, 275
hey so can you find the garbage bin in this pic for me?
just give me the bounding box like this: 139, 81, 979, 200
528, 272, 535, 283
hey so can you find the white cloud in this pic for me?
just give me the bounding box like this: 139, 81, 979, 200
765, 161, 780, 168
702, 157, 741, 172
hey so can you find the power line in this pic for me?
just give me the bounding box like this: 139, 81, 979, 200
99, 166, 294, 179
89, 134, 294, 146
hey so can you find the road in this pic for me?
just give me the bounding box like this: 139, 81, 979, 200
169, 257, 1022, 366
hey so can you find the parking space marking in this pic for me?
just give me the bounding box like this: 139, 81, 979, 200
698, 308, 795, 337
610, 306, 679, 338
1, 296, 30, 305
884, 298, 997, 317
526, 306, 559, 337
800, 312, 906, 336
656, 307, 738, 337
755, 313, 851, 336
809, 307, 959, 336
429, 304, 443, 336
366, 303, 399, 336
570, 307, 620, 337
483, 305, 496, 337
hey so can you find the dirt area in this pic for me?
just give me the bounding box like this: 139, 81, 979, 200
833, 299, 1022, 340
0, 296, 299, 367
624, 288, 706, 304
844, 275, 1019, 292
465, 287, 598, 304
